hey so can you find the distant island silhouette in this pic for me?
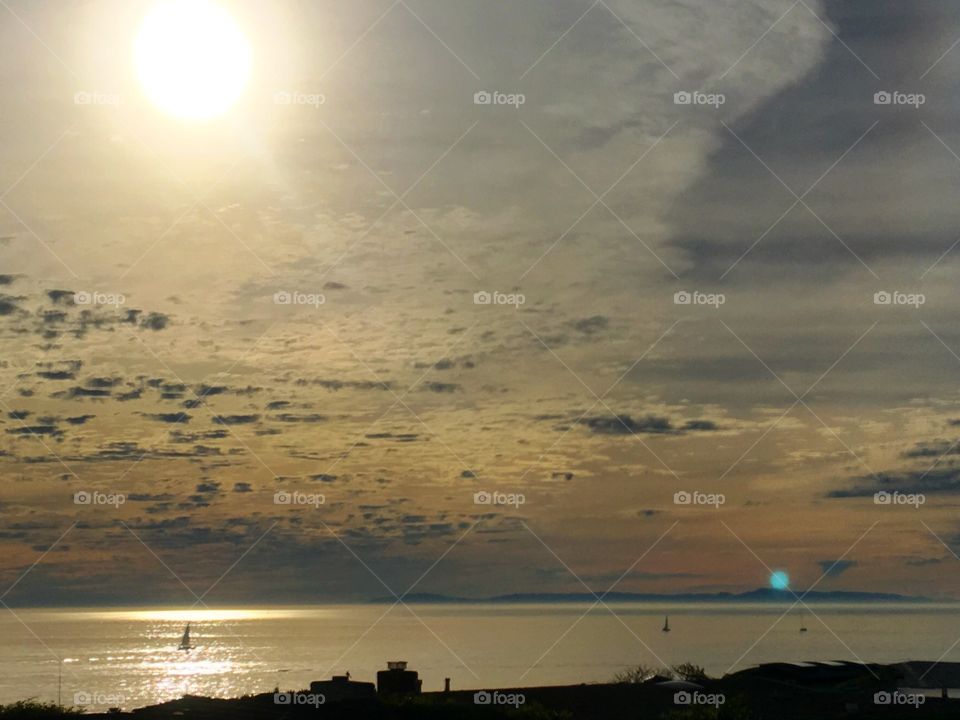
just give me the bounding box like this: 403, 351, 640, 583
371, 588, 939, 603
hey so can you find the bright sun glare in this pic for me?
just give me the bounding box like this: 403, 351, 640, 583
135, 0, 251, 120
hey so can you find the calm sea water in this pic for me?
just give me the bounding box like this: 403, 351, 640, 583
2, 603, 958, 711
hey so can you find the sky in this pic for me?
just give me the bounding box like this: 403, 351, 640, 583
2, 0, 960, 605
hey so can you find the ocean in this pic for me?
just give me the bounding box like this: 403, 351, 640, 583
2, 603, 958, 711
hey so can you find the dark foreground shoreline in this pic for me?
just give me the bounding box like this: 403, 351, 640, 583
7, 661, 960, 719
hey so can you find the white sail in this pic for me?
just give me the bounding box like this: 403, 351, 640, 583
179, 622, 192, 650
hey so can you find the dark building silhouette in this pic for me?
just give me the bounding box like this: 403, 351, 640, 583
309, 674, 377, 702
376, 661, 422, 696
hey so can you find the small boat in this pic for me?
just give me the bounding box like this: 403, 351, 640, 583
178, 622, 192, 651
799, 613, 807, 633
662, 615, 670, 633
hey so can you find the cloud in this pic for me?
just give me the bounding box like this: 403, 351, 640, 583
212, 414, 260, 425
6, 425, 62, 438
682, 420, 718, 431
0, 296, 18, 315
665, 1, 960, 279
577, 414, 674, 435
86, 377, 121, 388
51, 387, 111, 400
818, 559, 857, 577
421, 381, 460, 393
270, 413, 327, 423
46, 290, 74, 305
4, 0, 954, 604
902, 441, 960, 459
37, 371, 75, 381
828, 468, 960, 498
143, 413, 192, 424
365, 432, 419, 442
293, 378, 392, 392
571, 315, 609, 335
140, 312, 170, 330
169, 429, 228, 443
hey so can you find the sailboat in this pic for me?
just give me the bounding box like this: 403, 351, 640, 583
178, 622, 192, 651
799, 612, 807, 633
662, 615, 670, 633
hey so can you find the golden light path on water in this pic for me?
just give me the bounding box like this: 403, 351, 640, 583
83, 608, 305, 622
48, 608, 326, 707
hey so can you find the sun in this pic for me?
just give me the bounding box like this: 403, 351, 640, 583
135, 0, 251, 120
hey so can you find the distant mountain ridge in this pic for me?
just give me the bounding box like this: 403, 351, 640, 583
371, 588, 936, 603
